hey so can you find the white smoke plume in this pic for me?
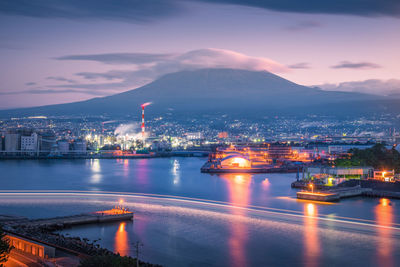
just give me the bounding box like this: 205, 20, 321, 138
114, 122, 143, 139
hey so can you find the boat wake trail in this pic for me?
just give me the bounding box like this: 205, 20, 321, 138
0, 190, 399, 232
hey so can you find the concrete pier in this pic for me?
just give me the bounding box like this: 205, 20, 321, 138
24, 208, 133, 227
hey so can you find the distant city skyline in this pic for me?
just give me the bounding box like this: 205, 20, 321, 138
1, 0, 400, 108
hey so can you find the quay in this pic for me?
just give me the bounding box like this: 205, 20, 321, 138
363, 190, 400, 198
297, 186, 372, 202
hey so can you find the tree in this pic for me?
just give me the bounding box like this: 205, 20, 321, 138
335, 144, 400, 171
0, 226, 13, 267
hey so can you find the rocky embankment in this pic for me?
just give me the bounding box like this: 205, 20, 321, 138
2, 218, 161, 266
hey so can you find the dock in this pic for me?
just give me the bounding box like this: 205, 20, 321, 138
296, 186, 372, 202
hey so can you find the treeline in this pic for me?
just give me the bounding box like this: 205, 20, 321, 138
335, 144, 400, 171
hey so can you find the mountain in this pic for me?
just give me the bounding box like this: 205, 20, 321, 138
0, 68, 397, 118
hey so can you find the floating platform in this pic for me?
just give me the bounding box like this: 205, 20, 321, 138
297, 186, 372, 202
297, 191, 340, 202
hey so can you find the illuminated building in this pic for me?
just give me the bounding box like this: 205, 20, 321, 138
218, 132, 228, 139
374, 170, 395, 182
304, 166, 374, 185
7, 234, 55, 258
221, 155, 251, 168
306, 166, 373, 179
209, 144, 312, 167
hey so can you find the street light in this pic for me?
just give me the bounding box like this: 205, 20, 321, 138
309, 183, 314, 193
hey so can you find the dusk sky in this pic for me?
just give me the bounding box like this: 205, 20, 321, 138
1, 0, 400, 108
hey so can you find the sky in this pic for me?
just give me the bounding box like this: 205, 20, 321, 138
0, 0, 400, 109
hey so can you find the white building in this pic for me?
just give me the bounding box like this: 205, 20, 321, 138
21, 133, 38, 151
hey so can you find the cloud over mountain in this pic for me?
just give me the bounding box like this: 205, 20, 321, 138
54, 48, 289, 91
317, 79, 400, 96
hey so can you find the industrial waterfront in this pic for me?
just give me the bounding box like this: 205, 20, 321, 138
0, 158, 399, 266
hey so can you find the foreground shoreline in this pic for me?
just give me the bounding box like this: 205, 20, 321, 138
1, 210, 160, 267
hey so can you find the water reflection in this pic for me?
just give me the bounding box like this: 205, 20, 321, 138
304, 203, 320, 267
89, 159, 102, 184
220, 174, 251, 267
123, 159, 130, 177
375, 198, 394, 267
135, 159, 149, 186
115, 222, 129, 256
262, 178, 270, 190
172, 159, 180, 185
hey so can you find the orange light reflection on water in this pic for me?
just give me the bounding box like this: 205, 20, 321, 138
304, 203, 320, 267
375, 198, 394, 267
220, 173, 251, 267
114, 222, 129, 256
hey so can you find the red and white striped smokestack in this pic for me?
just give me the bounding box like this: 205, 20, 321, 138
141, 105, 145, 137
140, 102, 152, 138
